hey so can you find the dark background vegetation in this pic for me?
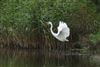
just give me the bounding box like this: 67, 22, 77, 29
0, 0, 100, 50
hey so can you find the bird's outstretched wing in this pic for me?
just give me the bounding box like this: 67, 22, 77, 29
57, 21, 70, 38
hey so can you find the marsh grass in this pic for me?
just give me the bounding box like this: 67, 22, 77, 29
0, 0, 100, 49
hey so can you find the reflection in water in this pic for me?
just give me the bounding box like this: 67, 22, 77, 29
0, 49, 99, 67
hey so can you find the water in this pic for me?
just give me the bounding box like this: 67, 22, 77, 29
0, 49, 100, 67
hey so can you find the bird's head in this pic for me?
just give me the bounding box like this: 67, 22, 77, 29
48, 21, 52, 25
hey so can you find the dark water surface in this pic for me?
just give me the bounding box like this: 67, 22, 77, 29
0, 49, 100, 67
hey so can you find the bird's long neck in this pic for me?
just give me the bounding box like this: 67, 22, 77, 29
50, 23, 57, 36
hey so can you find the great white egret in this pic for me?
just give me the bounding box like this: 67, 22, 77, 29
48, 21, 70, 42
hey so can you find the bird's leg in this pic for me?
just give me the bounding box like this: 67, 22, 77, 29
63, 42, 65, 51
57, 41, 62, 51
59, 42, 65, 51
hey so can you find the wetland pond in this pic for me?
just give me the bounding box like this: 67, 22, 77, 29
0, 49, 100, 67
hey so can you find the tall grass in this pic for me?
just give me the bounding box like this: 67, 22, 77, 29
0, 0, 99, 49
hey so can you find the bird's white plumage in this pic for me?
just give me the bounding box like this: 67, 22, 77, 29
48, 21, 70, 42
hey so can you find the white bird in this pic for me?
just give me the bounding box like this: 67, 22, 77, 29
48, 21, 70, 42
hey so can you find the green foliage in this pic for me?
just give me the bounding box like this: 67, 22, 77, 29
89, 32, 100, 44
0, 0, 100, 48
0, 0, 35, 34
